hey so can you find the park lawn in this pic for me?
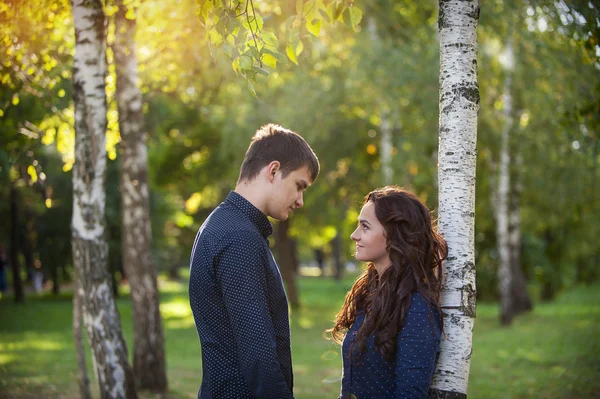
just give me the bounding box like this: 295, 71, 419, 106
0, 275, 598, 399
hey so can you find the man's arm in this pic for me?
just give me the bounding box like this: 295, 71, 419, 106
394, 294, 441, 398
216, 230, 294, 399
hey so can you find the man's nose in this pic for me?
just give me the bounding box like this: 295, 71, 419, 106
296, 192, 304, 208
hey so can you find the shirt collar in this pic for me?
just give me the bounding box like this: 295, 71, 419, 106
225, 191, 273, 238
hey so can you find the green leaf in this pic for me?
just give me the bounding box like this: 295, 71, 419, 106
262, 53, 277, 69
222, 43, 233, 57
239, 55, 253, 70
243, 13, 264, 32
349, 6, 362, 30
253, 65, 270, 76
295, 39, 304, 56
319, 9, 331, 23
232, 57, 240, 73
307, 19, 321, 37
215, 17, 226, 36
209, 29, 223, 46
247, 80, 258, 98
247, 46, 260, 59
286, 43, 298, 65
262, 31, 279, 49
262, 48, 288, 64
334, 1, 345, 20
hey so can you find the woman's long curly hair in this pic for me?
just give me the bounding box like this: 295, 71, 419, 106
327, 186, 448, 361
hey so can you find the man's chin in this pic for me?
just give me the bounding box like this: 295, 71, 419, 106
270, 211, 290, 221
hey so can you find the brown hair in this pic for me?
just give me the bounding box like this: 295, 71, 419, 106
237, 124, 320, 183
328, 186, 447, 361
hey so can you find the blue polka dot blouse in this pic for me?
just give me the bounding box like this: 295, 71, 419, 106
339, 292, 442, 399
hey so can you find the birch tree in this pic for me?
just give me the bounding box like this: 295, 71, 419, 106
496, 37, 515, 325
508, 152, 532, 315
71, 0, 137, 396
496, 33, 532, 325
113, 0, 167, 391
367, 16, 395, 186
430, 0, 479, 397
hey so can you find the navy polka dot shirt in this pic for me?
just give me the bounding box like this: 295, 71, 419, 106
339, 292, 441, 399
189, 191, 294, 399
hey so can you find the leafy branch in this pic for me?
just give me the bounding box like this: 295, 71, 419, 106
197, 0, 362, 95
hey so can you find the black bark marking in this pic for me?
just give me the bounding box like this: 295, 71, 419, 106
429, 388, 468, 399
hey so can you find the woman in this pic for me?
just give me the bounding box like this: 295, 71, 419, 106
328, 186, 448, 399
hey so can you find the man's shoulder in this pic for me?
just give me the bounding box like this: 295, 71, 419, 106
198, 203, 262, 245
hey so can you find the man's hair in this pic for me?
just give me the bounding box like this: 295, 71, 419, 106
238, 124, 320, 183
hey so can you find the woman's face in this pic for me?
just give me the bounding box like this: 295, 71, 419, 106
351, 201, 390, 270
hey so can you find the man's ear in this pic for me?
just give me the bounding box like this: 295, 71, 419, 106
266, 161, 280, 182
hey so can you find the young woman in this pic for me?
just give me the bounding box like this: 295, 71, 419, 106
328, 186, 448, 399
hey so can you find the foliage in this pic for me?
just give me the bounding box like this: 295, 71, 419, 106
196, 0, 362, 92
0, 0, 597, 302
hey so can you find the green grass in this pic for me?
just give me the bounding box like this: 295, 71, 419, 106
0, 276, 599, 399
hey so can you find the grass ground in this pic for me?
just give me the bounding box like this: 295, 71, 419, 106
0, 274, 598, 399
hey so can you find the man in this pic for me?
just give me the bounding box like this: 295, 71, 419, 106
189, 124, 319, 399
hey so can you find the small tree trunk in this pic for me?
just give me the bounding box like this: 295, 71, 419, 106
73, 270, 92, 399
380, 112, 394, 185
114, 0, 168, 390
497, 38, 514, 326
508, 154, 532, 314
71, 0, 137, 396
331, 234, 343, 281
52, 264, 61, 295
430, 0, 479, 397
276, 219, 300, 309
314, 248, 325, 277
9, 185, 24, 303
367, 16, 395, 186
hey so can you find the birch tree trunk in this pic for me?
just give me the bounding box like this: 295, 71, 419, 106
380, 112, 394, 185
114, 1, 168, 391
367, 16, 394, 186
509, 154, 532, 314
71, 0, 137, 397
430, 1, 479, 397
497, 38, 514, 325
9, 185, 24, 303
73, 270, 92, 399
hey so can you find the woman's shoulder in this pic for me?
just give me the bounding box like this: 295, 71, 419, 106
409, 291, 432, 311
404, 292, 442, 336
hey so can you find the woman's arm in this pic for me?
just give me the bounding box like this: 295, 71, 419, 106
394, 293, 441, 398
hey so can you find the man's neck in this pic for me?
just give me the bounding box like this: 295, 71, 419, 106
234, 181, 268, 215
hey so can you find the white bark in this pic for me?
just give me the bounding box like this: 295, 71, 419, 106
430, 1, 479, 398
73, 271, 92, 399
114, 0, 167, 391
367, 16, 394, 185
71, 0, 137, 397
380, 112, 394, 185
497, 39, 514, 325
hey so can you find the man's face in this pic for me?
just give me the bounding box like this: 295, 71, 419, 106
267, 165, 312, 221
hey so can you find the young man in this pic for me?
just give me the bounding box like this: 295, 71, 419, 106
189, 124, 319, 399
